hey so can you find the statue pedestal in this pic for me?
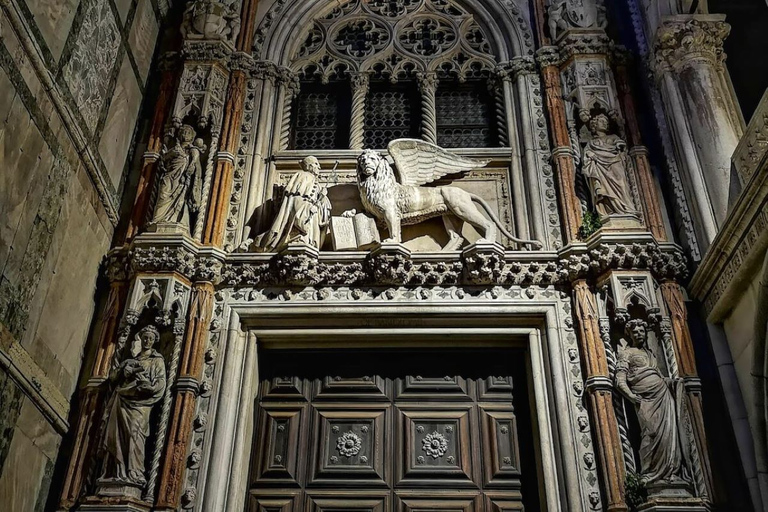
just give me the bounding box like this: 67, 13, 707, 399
95, 481, 143, 500
280, 242, 320, 259
599, 213, 643, 232
80, 484, 150, 512
639, 480, 707, 512
145, 221, 191, 236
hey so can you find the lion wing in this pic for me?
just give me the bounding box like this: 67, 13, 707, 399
388, 139, 491, 187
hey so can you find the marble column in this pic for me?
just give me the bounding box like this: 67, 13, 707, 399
537, 47, 582, 243
573, 280, 628, 512
417, 72, 438, 145
653, 15, 744, 244
349, 73, 370, 150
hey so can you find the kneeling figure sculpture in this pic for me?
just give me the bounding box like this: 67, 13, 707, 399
356, 139, 541, 250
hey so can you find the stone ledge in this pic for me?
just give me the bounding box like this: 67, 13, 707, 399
107, 231, 687, 288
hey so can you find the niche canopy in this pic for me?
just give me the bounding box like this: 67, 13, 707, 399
290, 0, 498, 82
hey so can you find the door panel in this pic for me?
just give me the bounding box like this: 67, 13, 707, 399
249, 349, 536, 512
308, 406, 390, 487
395, 406, 478, 488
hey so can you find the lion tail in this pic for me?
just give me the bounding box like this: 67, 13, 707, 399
469, 193, 543, 250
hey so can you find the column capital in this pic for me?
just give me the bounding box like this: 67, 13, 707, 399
416, 71, 438, 95
653, 15, 731, 74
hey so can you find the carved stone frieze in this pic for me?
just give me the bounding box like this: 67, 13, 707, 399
733, 90, 768, 186
653, 17, 730, 73
107, 233, 687, 288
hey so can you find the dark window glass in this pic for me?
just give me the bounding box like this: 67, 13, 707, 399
436, 82, 495, 148
292, 82, 351, 150
363, 81, 421, 149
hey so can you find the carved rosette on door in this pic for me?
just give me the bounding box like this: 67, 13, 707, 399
249, 351, 531, 511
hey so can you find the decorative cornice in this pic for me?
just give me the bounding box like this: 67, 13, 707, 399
653, 15, 730, 74
691, 90, 768, 318
496, 57, 536, 81
536, 46, 561, 68
557, 31, 612, 62
733, 90, 768, 186
181, 40, 234, 64
690, 147, 768, 320
107, 231, 687, 289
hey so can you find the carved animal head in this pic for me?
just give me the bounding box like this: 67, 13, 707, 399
357, 150, 386, 178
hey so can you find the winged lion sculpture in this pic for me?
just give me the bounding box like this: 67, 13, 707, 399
355, 139, 542, 250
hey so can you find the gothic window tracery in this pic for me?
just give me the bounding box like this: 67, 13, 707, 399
288, 0, 503, 150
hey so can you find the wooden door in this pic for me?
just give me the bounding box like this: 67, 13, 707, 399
248, 349, 539, 512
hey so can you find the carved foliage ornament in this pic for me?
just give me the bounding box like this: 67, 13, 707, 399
654, 19, 730, 72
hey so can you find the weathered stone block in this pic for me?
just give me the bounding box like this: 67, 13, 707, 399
25, 0, 80, 62
99, 56, 142, 189
128, 0, 159, 83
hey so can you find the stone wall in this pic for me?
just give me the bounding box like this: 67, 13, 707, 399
0, 0, 163, 509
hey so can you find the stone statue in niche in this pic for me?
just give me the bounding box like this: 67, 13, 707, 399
247, 156, 332, 252
181, 0, 242, 46
98, 326, 167, 491
150, 124, 205, 232
581, 113, 637, 218
354, 139, 541, 250
615, 319, 691, 487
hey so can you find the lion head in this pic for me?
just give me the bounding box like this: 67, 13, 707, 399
357, 150, 384, 178
356, 150, 397, 213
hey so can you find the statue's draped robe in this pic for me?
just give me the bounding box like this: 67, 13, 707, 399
582, 134, 635, 216
617, 347, 688, 484
152, 143, 202, 227
259, 170, 331, 251
100, 351, 166, 485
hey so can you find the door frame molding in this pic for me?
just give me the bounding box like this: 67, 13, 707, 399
189, 288, 600, 512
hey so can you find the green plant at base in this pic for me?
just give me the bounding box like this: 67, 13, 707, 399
578, 210, 602, 239
624, 472, 648, 512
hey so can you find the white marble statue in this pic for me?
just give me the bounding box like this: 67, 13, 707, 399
355, 139, 541, 250
151, 124, 205, 230
615, 319, 690, 486
99, 326, 167, 488
251, 156, 332, 252
581, 114, 636, 218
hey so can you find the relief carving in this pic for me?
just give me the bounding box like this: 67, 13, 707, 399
149, 125, 206, 233
355, 139, 542, 250
97, 326, 167, 494
546, 0, 607, 41
181, 0, 241, 46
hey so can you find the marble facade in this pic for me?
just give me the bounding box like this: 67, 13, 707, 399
0, 0, 764, 511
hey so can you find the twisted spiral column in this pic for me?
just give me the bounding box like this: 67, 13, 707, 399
417, 72, 438, 144
489, 77, 508, 146
349, 73, 370, 149
279, 79, 299, 150
145, 321, 184, 501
